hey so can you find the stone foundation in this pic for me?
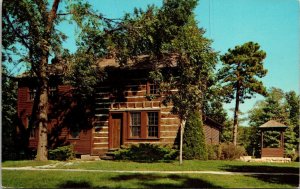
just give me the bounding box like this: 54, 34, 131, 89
240, 156, 291, 163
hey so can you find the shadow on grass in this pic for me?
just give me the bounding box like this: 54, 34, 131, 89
57, 174, 220, 188
221, 165, 299, 187
110, 173, 221, 188
221, 164, 299, 173
58, 181, 94, 188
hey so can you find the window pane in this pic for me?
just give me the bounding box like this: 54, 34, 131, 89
131, 112, 141, 137
148, 112, 158, 137
149, 84, 158, 95
49, 86, 58, 98
29, 88, 36, 100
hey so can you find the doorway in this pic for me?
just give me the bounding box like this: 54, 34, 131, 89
111, 114, 123, 149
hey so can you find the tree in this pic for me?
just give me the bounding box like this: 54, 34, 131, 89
203, 79, 228, 125
3, 0, 64, 161
150, 17, 217, 165
183, 111, 207, 160
284, 91, 299, 158
107, 0, 216, 164
218, 42, 268, 146
2, 0, 108, 160
2, 65, 18, 160
248, 87, 295, 157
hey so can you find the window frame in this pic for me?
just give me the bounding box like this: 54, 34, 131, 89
27, 116, 36, 139
28, 87, 37, 101
49, 85, 58, 98
129, 112, 142, 138
69, 129, 80, 140
147, 82, 159, 96
127, 111, 160, 140
147, 112, 159, 138
68, 123, 81, 140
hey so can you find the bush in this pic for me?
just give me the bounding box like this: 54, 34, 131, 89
285, 149, 299, 162
207, 144, 221, 160
48, 145, 75, 161
183, 111, 208, 160
220, 143, 246, 160
113, 143, 178, 162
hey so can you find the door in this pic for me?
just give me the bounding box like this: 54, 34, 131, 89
111, 114, 122, 149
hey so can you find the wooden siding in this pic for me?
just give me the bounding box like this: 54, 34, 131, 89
18, 69, 222, 156
17, 82, 92, 155
203, 124, 220, 145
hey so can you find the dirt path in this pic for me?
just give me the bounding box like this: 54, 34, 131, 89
2, 167, 298, 176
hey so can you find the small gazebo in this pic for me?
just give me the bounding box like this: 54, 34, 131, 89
259, 120, 288, 157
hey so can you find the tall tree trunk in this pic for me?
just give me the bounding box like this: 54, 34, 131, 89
35, 0, 60, 161
35, 60, 49, 161
233, 82, 240, 146
179, 119, 186, 165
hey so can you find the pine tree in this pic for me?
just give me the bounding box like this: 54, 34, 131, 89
218, 42, 268, 146
183, 111, 208, 160
248, 87, 296, 157
284, 91, 299, 157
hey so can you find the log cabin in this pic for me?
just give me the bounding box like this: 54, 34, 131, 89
16, 56, 223, 157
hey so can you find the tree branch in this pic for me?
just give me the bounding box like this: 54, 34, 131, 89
3, 14, 30, 50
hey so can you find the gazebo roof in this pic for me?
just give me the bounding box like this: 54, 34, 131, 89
259, 120, 287, 128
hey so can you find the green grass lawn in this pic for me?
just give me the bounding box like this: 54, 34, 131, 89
2, 160, 59, 167
61, 160, 299, 173
2, 160, 299, 188
2, 170, 299, 188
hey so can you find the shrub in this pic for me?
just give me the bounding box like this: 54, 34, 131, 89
183, 111, 208, 160
48, 145, 75, 161
113, 143, 178, 162
285, 149, 299, 162
207, 144, 222, 160
220, 143, 246, 160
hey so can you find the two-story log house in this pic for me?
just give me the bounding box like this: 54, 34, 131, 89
17, 57, 222, 157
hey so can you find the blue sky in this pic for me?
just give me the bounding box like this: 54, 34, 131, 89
57, 0, 299, 123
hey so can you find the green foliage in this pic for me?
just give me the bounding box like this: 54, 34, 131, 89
218, 41, 267, 145
109, 0, 198, 65
183, 112, 208, 160
220, 120, 233, 143
219, 143, 246, 160
2, 66, 18, 160
2, 0, 68, 71
48, 145, 75, 161
113, 144, 178, 162
218, 42, 268, 103
263, 131, 281, 148
65, 50, 106, 99
203, 90, 228, 125
206, 144, 222, 160
206, 143, 246, 160
285, 91, 299, 150
248, 87, 299, 157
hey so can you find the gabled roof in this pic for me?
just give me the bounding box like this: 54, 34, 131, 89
259, 120, 287, 128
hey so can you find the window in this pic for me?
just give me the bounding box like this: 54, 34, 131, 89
69, 124, 80, 139
130, 112, 141, 137
148, 112, 158, 138
69, 130, 80, 139
27, 116, 36, 139
149, 84, 159, 95
127, 111, 160, 139
49, 86, 58, 98
29, 88, 37, 101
